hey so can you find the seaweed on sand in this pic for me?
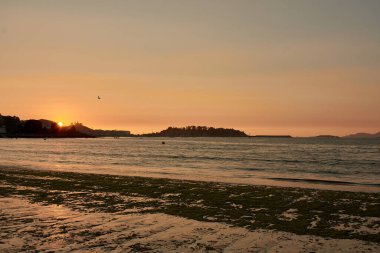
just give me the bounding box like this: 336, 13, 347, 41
0, 168, 379, 243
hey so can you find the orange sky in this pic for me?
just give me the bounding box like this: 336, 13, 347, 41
1, 1, 379, 136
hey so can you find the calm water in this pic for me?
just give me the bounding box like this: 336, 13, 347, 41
1, 137, 379, 192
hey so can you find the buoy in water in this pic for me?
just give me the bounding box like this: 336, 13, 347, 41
162, 141, 166, 144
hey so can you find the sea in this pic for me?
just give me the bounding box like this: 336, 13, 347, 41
1, 137, 379, 192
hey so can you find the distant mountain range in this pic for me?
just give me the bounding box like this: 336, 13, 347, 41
344, 132, 380, 138
251, 135, 292, 138
72, 123, 131, 137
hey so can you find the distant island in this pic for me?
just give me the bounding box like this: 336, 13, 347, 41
344, 132, 380, 139
314, 135, 340, 138
140, 126, 248, 137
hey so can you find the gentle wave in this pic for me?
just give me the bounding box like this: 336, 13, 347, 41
1, 137, 380, 192
269, 177, 380, 187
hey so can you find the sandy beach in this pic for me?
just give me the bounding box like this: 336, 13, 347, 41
1, 168, 379, 252
1, 197, 379, 253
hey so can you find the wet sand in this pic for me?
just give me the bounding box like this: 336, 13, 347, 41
1, 168, 379, 252
1, 197, 379, 253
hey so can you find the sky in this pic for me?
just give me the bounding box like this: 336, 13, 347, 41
1, 0, 379, 136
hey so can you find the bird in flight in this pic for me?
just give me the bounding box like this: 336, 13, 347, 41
98, 96, 101, 100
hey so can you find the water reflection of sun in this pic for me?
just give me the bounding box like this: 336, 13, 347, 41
58, 122, 63, 127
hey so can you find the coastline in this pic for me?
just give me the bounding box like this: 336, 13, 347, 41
2, 161, 378, 193
1, 167, 379, 249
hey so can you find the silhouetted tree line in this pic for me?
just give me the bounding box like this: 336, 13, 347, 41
0, 114, 92, 138
141, 126, 248, 137
1, 115, 248, 138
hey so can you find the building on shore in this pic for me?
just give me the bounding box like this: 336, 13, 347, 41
39, 119, 55, 130
0, 115, 7, 136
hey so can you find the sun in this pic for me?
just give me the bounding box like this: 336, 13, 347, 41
58, 122, 63, 127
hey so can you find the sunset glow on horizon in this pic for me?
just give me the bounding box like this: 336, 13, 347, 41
1, 0, 379, 136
